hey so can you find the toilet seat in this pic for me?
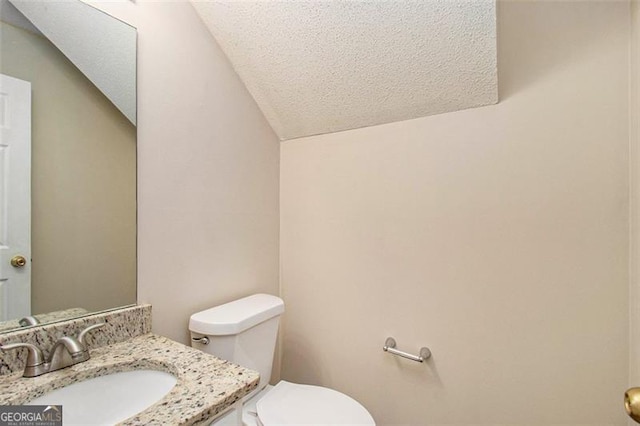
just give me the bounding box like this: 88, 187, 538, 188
256, 381, 375, 425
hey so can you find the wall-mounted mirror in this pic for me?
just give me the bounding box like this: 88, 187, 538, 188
0, 0, 136, 333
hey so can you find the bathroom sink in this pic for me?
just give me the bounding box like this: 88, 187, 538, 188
27, 369, 177, 425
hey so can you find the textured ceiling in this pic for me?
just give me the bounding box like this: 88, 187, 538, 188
192, 1, 497, 140
9, 0, 137, 125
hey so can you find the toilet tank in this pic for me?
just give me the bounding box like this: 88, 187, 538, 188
189, 294, 284, 392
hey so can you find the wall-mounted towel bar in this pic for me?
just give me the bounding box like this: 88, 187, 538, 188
383, 337, 431, 363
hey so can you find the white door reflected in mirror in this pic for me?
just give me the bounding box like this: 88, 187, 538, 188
0, 74, 30, 322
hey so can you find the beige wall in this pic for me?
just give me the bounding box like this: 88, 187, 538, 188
631, 0, 640, 403
281, 1, 630, 424
88, 0, 281, 344
0, 21, 136, 315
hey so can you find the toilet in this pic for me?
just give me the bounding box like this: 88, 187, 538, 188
189, 293, 375, 426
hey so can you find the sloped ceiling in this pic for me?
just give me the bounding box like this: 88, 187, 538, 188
9, 0, 137, 125
192, 1, 497, 140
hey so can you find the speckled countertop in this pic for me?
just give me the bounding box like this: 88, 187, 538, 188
0, 333, 260, 425
0, 307, 90, 333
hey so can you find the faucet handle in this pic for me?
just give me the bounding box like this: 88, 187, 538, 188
0, 342, 46, 377
77, 322, 105, 347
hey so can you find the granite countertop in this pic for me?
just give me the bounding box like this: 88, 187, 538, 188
0, 307, 90, 333
0, 333, 260, 425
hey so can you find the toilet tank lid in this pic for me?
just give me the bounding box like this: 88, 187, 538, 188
189, 294, 284, 336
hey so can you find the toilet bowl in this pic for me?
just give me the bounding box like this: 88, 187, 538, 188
189, 294, 375, 426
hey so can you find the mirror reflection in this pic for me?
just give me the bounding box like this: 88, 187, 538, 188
0, 0, 137, 333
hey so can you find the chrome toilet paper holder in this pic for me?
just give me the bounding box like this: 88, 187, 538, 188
383, 337, 431, 363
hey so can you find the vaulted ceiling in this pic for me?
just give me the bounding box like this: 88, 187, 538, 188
192, 1, 498, 140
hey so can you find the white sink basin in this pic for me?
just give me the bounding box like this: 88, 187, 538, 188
27, 369, 177, 425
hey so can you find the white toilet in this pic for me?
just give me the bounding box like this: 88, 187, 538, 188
189, 294, 375, 426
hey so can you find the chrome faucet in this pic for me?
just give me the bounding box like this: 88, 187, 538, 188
18, 316, 40, 327
0, 323, 104, 377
